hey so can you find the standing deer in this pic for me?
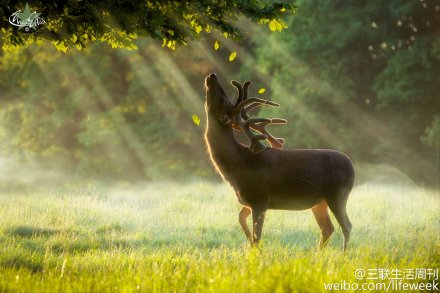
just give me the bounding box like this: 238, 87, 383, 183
204, 73, 355, 250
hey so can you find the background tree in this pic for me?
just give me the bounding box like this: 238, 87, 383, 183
247, 0, 439, 185
0, 40, 217, 180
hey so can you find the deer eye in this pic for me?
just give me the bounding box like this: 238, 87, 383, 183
219, 115, 230, 125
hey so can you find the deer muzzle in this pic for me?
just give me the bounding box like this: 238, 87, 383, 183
205, 73, 218, 89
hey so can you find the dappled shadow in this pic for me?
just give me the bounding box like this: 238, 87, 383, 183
95, 223, 130, 234
0, 254, 43, 273
1, 224, 335, 257
52, 226, 244, 253
6, 225, 62, 238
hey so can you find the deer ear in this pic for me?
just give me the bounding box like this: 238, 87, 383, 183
219, 115, 231, 125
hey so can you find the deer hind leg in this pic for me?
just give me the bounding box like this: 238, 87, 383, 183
312, 201, 334, 249
327, 198, 352, 251
312, 200, 334, 249
251, 207, 266, 246
239, 206, 252, 243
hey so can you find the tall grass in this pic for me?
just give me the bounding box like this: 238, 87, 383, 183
0, 182, 438, 292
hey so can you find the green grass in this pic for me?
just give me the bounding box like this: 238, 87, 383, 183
0, 182, 439, 292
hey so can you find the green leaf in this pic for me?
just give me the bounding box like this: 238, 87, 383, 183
192, 114, 201, 126
229, 51, 237, 61
258, 88, 266, 94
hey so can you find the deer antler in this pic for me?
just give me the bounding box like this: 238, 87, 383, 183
231, 80, 243, 106
232, 80, 252, 107
250, 119, 287, 149
231, 80, 287, 153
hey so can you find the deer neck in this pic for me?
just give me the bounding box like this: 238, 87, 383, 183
205, 117, 243, 173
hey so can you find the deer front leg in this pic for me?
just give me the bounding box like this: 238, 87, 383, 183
251, 207, 266, 246
239, 206, 252, 243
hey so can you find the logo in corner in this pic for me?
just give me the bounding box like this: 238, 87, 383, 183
9, 3, 45, 31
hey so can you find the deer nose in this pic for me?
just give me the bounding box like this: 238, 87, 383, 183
209, 73, 217, 79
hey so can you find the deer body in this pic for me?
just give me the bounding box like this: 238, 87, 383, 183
204, 73, 355, 250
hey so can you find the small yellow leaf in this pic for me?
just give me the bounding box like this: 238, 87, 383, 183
128, 43, 138, 50
269, 20, 277, 32
167, 40, 176, 50
258, 88, 266, 94
162, 38, 167, 47
137, 104, 146, 113
229, 51, 237, 62
280, 7, 286, 12
268, 19, 287, 32
54, 41, 68, 53
192, 114, 201, 126
214, 40, 220, 50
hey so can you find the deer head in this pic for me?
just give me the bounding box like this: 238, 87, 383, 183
205, 73, 287, 154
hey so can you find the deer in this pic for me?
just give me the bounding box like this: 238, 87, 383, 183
204, 73, 355, 250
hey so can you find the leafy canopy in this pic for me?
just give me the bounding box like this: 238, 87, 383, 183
0, 1, 294, 51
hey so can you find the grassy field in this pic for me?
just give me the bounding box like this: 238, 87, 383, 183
0, 181, 438, 292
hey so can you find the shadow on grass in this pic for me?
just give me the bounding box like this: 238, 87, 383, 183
3, 225, 335, 255
49, 227, 240, 253
49, 226, 325, 253
96, 223, 130, 234
0, 254, 43, 273
6, 225, 61, 238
